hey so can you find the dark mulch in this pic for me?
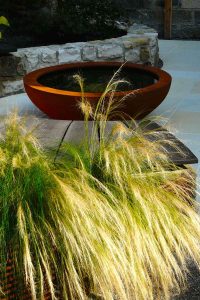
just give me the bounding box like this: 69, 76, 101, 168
172, 262, 200, 299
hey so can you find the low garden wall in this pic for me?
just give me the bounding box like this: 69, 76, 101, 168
0, 24, 159, 97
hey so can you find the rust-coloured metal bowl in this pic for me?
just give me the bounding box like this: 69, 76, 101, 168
23, 62, 172, 120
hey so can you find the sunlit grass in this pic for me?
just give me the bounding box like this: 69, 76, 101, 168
0, 69, 200, 299
60, 121, 200, 300
60, 72, 200, 299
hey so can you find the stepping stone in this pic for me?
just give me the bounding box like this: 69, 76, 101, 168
63, 121, 97, 144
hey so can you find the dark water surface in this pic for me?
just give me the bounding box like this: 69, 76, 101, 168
38, 66, 156, 93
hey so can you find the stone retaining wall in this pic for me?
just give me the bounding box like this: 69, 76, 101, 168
0, 24, 159, 97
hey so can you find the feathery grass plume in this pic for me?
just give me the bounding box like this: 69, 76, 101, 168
59, 66, 200, 299
61, 121, 200, 300
0, 113, 136, 299
1, 69, 200, 299
74, 64, 132, 159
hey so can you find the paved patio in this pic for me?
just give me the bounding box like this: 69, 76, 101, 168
154, 40, 200, 300
1, 40, 200, 169
151, 40, 200, 199
1, 40, 200, 172
0, 39, 200, 299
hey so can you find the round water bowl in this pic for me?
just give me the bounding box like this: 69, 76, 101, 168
23, 62, 171, 120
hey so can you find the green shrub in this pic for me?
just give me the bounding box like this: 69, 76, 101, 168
0, 0, 50, 38
55, 0, 121, 37
0, 0, 123, 45
0, 16, 10, 40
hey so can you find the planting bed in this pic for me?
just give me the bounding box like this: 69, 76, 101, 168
0, 117, 198, 299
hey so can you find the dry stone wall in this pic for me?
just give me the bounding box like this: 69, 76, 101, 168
0, 24, 159, 97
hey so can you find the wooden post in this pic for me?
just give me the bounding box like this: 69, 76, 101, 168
164, 0, 172, 39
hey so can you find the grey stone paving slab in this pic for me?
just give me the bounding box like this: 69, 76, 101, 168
125, 121, 198, 165
35, 118, 72, 148
156, 39, 200, 300
0, 115, 71, 149
63, 121, 98, 145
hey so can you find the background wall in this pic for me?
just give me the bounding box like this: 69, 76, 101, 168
1, 0, 200, 42
119, 0, 200, 39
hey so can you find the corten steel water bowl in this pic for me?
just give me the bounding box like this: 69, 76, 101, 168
23, 62, 172, 120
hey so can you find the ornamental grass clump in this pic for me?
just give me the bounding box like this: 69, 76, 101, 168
0, 114, 131, 299
60, 73, 200, 299
0, 72, 200, 300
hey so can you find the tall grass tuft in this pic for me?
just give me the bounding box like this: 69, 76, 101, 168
60, 72, 200, 299
0, 113, 132, 299
0, 69, 200, 300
